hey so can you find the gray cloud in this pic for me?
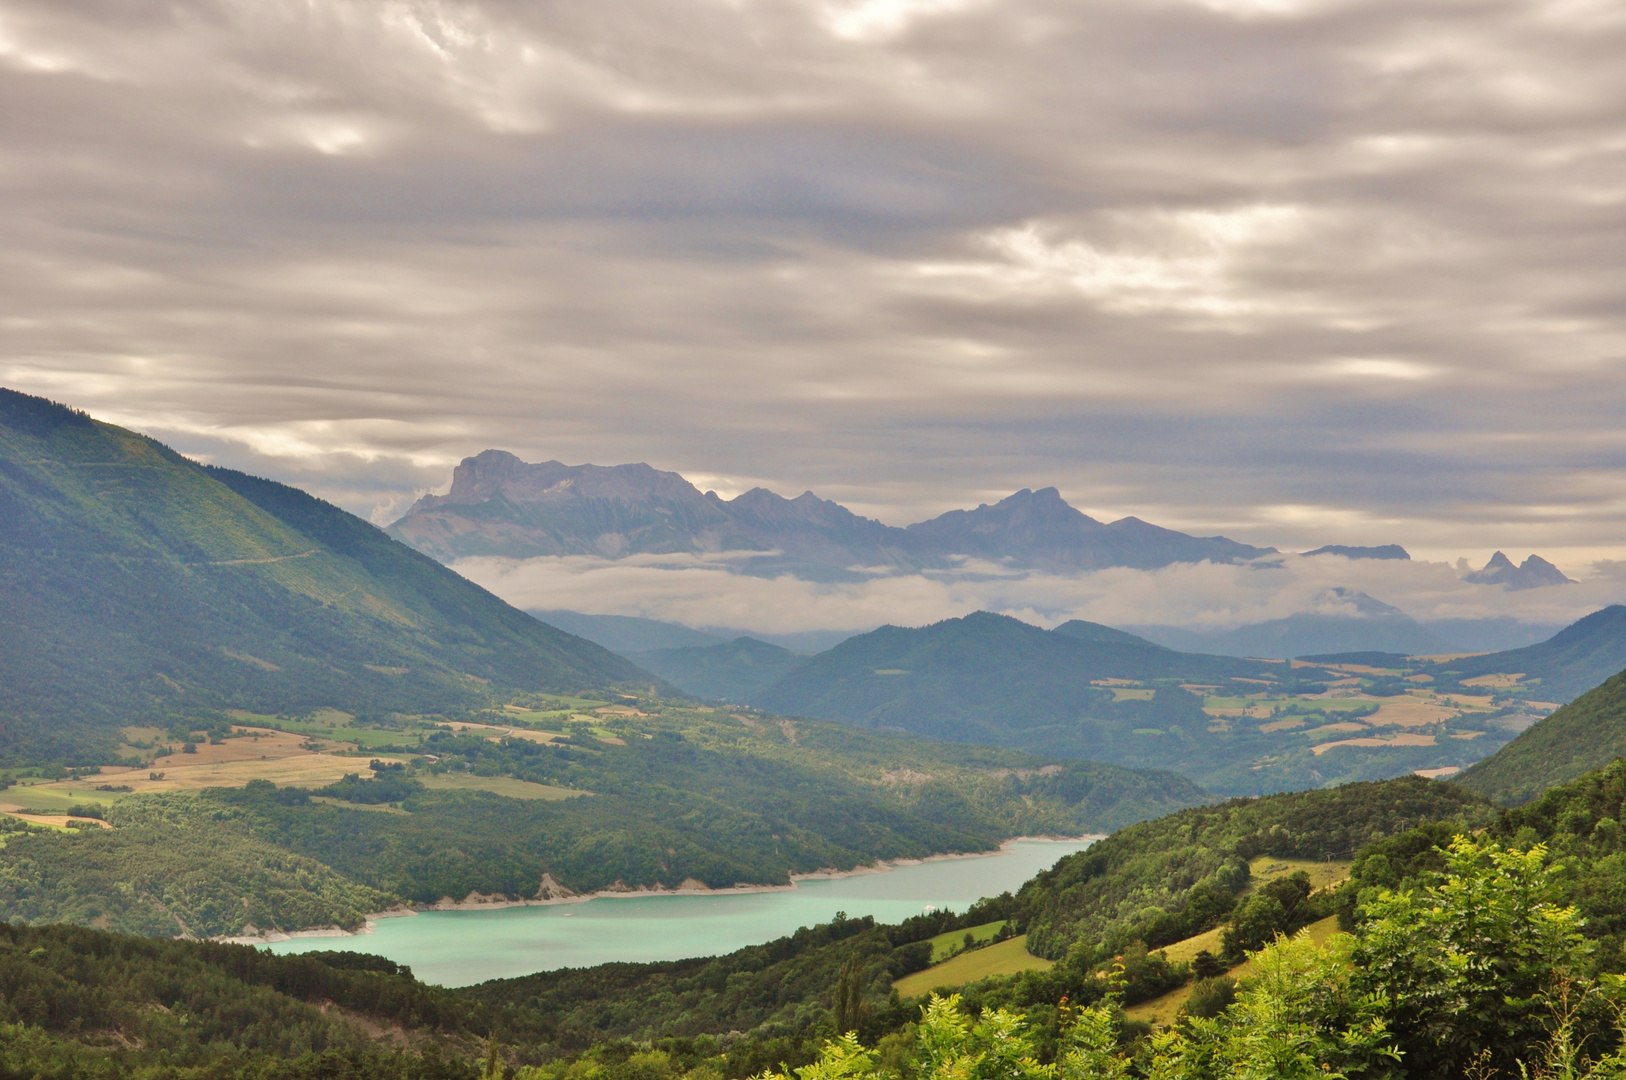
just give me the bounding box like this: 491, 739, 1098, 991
2, 0, 1625, 566
453, 549, 1626, 637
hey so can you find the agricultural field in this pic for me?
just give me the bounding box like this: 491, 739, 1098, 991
923, 919, 1009, 961
0, 696, 639, 825
1098, 653, 1558, 788
1124, 915, 1346, 1026
417, 773, 587, 801
0, 725, 407, 817
892, 934, 1053, 997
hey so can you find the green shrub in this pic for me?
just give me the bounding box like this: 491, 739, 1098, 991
1184, 975, 1236, 1019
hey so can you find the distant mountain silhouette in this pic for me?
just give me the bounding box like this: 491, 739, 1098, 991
530, 609, 857, 655
530, 610, 728, 654
1302, 544, 1410, 560
628, 637, 805, 703
901, 486, 1271, 572
1125, 590, 1451, 659
1463, 551, 1575, 590
389, 453, 1274, 580
1415, 617, 1564, 653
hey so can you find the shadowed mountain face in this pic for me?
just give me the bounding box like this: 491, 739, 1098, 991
389, 452, 1274, 580
1434, 605, 1626, 703
1126, 590, 1451, 659
1464, 551, 1575, 590
1302, 544, 1410, 560
749, 611, 1332, 794
900, 486, 1269, 571
1456, 659, 1626, 805
530, 610, 856, 655
627, 637, 805, 703
0, 390, 648, 762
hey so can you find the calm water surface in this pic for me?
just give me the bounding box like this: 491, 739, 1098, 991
267, 839, 1095, 986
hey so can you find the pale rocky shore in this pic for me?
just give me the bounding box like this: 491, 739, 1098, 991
214, 834, 1102, 946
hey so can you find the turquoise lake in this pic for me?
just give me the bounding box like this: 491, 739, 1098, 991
266, 838, 1096, 987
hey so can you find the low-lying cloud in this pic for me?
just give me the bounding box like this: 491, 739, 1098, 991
454, 550, 1626, 638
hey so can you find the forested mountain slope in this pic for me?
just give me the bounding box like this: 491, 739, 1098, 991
0, 389, 647, 762
752, 612, 1271, 747
751, 612, 1500, 794
1429, 604, 1626, 701
0, 765, 1547, 1080
1454, 667, 1626, 804
627, 637, 804, 702
0, 389, 1209, 941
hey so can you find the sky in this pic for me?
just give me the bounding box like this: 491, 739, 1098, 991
4, 0, 1626, 623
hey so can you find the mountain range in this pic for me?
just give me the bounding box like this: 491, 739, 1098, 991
1124, 589, 1453, 659
1302, 544, 1410, 560
607, 604, 1626, 796
387, 451, 1274, 580
531, 609, 855, 654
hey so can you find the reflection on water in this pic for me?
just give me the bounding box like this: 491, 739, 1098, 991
267, 839, 1096, 987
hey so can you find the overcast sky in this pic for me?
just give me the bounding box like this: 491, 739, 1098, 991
4, 0, 1625, 572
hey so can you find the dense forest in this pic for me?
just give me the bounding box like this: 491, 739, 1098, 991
1456, 667, 1626, 804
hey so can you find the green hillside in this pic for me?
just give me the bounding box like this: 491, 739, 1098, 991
752, 612, 1273, 748
0, 702, 1207, 937
628, 637, 805, 702
1455, 668, 1626, 804
751, 612, 1506, 794
1050, 619, 1166, 647
1428, 604, 1626, 701
0, 388, 648, 762
1012, 774, 1491, 961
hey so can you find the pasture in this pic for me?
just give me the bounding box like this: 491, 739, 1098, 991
1125, 915, 1345, 1026
923, 920, 1009, 962
892, 935, 1053, 998
1312, 731, 1437, 756
417, 773, 587, 801
4, 726, 401, 812
1246, 855, 1351, 892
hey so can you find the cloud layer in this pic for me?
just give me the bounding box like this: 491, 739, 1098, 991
453, 550, 1626, 638
3, 0, 1625, 563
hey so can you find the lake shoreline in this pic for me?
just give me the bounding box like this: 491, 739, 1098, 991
216, 834, 1103, 946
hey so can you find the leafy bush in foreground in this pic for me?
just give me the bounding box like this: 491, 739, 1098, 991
753, 834, 1624, 1080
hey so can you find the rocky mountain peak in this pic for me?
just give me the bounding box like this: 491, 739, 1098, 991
1464, 551, 1575, 590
